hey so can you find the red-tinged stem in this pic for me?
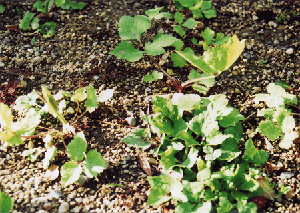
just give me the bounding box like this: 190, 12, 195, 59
180, 75, 216, 88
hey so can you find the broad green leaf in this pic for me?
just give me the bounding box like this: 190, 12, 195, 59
176, 35, 245, 75
175, 0, 198, 8
273, 107, 290, 127
43, 146, 57, 169
182, 18, 197, 29
71, 88, 86, 102
218, 107, 244, 128
197, 167, 211, 182
217, 196, 233, 213
203, 9, 217, 19
0, 190, 13, 213
201, 1, 212, 10
110, 41, 144, 62
38, 21, 56, 38
220, 138, 241, 162
61, 161, 82, 187
188, 70, 215, 94
83, 149, 107, 178
160, 146, 178, 170
147, 175, 174, 205
85, 85, 98, 112
61, 1, 86, 10
67, 133, 87, 162
145, 34, 179, 56
33, 1, 46, 12
201, 27, 215, 44
145, 7, 172, 19
42, 86, 67, 125
224, 121, 244, 140
188, 114, 205, 135
191, 8, 204, 19
55, 0, 65, 7
143, 71, 163, 82
275, 81, 293, 90
171, 52, 186, 67
243, 138, 269, 166
176, 131, 199, 147
19, 11, 34, 30
257, 120, 282, 141
122, 129, 151, 150
0, 103, 13, 130
152, 96, 179, 120
175, 202, 195, 213
215, 33, 230, 46
177, 147, 198, 168
182, 181, 203, 203
174, 12, 185, 24
97, 89, 114, 102
119, 15, 151, 40
174, 25, 185, 37
0, 5, 5, 13
206, 132, 232, 145
174, 94, 202, 111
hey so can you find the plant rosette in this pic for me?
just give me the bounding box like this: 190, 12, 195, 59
124, 92, 274, 213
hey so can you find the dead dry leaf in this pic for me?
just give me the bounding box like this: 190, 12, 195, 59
136, 148, 152, 176
285, 188, 296, 199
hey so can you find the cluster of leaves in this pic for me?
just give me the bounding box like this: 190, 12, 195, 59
0, 85, 114, 187
110, 3, 244, 94
19, 0, 86, 38
124, 93, 272, 213
254, 83, 298, 150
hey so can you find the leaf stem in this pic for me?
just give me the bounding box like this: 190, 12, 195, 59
180, 74, 216, 88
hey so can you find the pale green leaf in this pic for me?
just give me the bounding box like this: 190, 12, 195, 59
160, 146, 178, 170
243, 138, 269, 166
143, 71, 163, 82
19, 11, 35, 30
201, 27, 215, 44
119, 15, 151, 40
85, 85, 98, 112
145, 7, 172, 19
71, 88, 86, 102
174, 25, 185, 37
67, 134, 87, 162
174, 12, 185, 24
55, 0, 65, 7
176, 35, 245, 75
145, 34, 179, 56
147, 175, 174, 205
182, 18, 197, 29
257, 120, 282, 141
0, 103, 13, 130
110, 41, 144, 62
61, 161, 82, 187
122, 129, 151, 150
83, 150, 107, 178
174, 94, 202, 111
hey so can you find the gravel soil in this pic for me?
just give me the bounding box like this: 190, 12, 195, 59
0, 0, 300, 212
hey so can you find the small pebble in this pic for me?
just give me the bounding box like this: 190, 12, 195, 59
286, 48, 294, 54
58, 202, 69, 213
280, 172, 294, 179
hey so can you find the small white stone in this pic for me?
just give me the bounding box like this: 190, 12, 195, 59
268, 21, 277, 28
58, 202, 69, 213
280, 172, 294, 179
253, 15, 258, 21
0, 62, 5, 67
286, 48, 294, 54
125, 116, 136, 126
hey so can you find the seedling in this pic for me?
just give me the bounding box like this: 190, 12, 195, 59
0, 85, 114, 187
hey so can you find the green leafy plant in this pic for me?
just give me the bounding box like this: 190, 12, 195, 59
110, 6, 244, 94
18, 0, 86, 38
0, 190, 13, 213
0, 5, 5, 15
0, 85, 113, 187
254, 83, 298, 149
198, 27, 230, 50
124, 92, 272, 212
173, 0, 217, 19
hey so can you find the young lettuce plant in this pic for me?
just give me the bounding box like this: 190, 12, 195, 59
254, 83, 298, 150
123, 91, 273, 212
18, 0, 86, 38
110, 5, 244, 94
0, 85, 113, 187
